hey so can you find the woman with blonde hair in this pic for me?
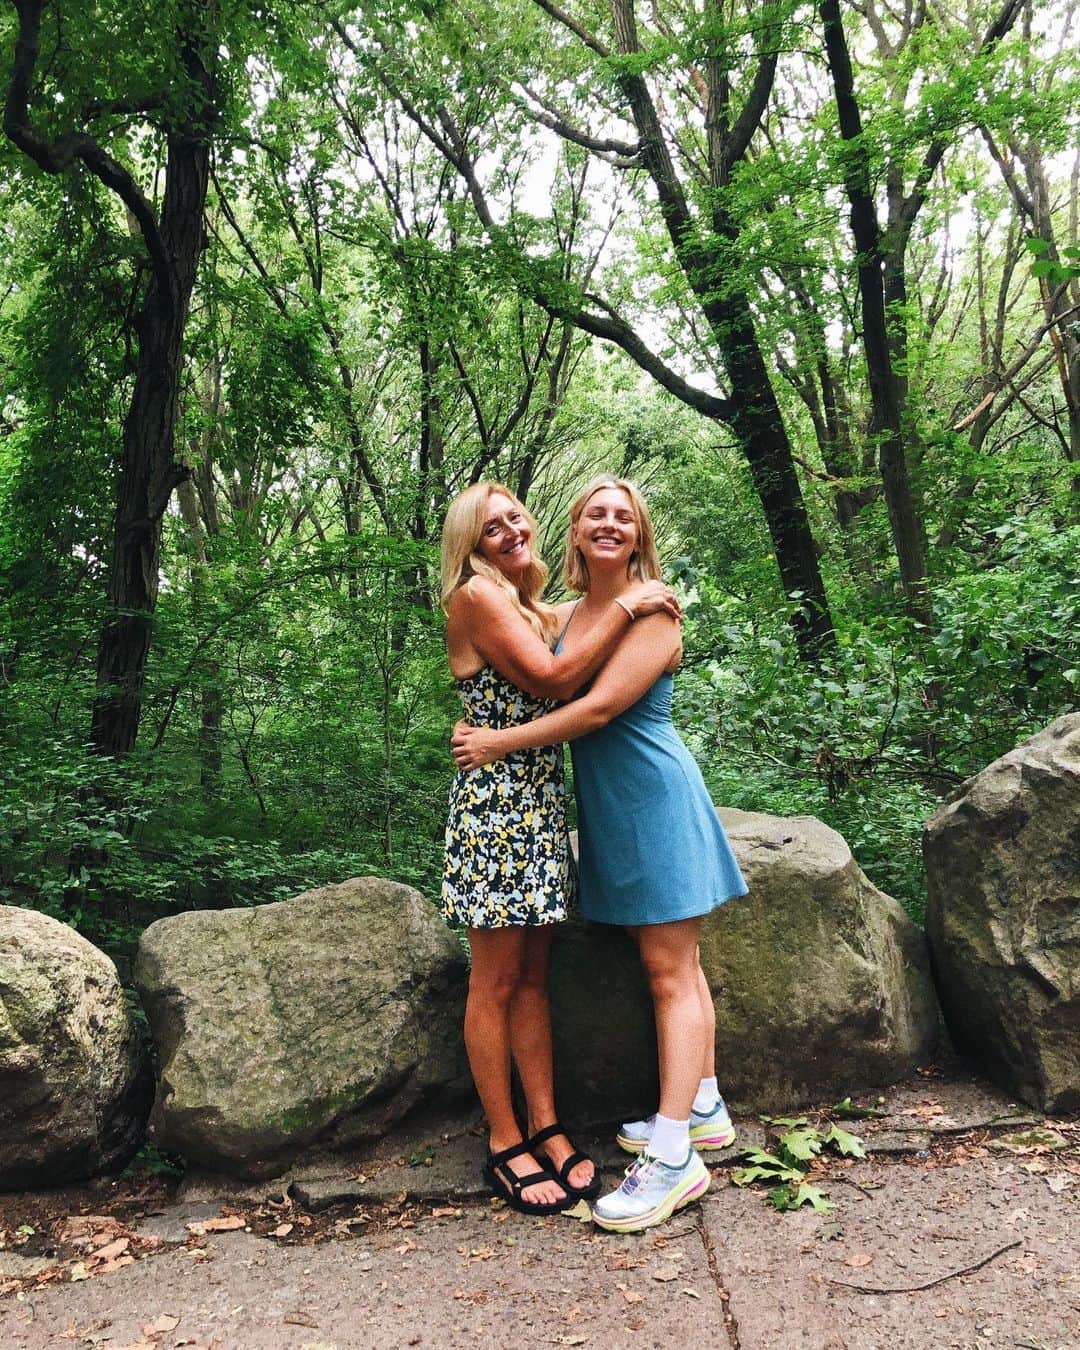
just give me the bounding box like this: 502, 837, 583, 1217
452, 474, 748, 1232
440, 480, 680, 1215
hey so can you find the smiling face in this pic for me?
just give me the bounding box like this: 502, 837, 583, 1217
573, 486, 639, 574
475, 490, 534, 580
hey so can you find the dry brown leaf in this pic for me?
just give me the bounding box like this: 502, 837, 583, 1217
143, 1314, 181, 1336
902, 1101, 944, 1119
89, 1237, 130, 1264
845, 1253, 874, 1267
430, 1207, 459, 1219
606, 1252, 647, 1272
652, 1265, 680, 1283
69, 1262, 90, 1283
203, 1216, 246, 1233
59, 1215, 116, 1240
395, 1236, 418, 1254
270, 1223, 294, 1238
615, 1282, 644, 1305
95, 1254, 136, 1275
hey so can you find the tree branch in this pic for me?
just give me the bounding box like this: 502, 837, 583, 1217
4, 0, 172, 302
514, 84, 641, 162
530, 0, 611, 57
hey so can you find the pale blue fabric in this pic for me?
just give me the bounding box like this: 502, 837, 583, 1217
557, 620, 748, 926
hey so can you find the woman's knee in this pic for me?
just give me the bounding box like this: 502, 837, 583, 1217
639, 941, 699, 1004
469, 958, 525, 1008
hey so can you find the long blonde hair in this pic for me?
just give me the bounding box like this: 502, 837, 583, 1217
440, 482, 557, 641
563, 474, 663, 593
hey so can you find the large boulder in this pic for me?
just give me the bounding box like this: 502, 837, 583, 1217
924, 713, 1080, 1113
134, 877, 470, 1177
0, 907, 151, 1189
551, 811, 938, 1121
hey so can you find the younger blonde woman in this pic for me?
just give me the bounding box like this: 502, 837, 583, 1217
452, 475, 748, 1232
440, 481, 679, 1215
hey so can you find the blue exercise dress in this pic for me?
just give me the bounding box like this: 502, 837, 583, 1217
557, 607, 747, 926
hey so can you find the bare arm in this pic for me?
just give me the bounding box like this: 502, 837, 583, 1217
451, 615, 680, 768
451, 576, 679, 701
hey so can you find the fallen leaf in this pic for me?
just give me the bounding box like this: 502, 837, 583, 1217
69, 1263, 90, 1283
430, 1207, 460, 1219
902, 1101, 945, 1119
202, 1216, 246, 1233
282, 1311, 319, 1328
606, 1252, 647, 1271
89, 1237, 130, 1264
615, 1282, 644, 1304
270, 1223, 294, 1238
143, 1314, 181, 1335
652, 1264, 680, 1282
845, 1253, 874, 1268
59, 1216, 116, 1241
395, 1236, 418, 1254
96, 1255, 136, 1275
560, 1199, 593, 1224
682, 1287, 701, 1299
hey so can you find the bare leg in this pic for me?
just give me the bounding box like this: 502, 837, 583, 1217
510, 926, 594, 1191
632, 917, 710, 1120
466, 927, 565, 1206
696, 952, 716, 1082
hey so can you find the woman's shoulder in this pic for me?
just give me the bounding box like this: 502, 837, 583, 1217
451, 574, 508, 615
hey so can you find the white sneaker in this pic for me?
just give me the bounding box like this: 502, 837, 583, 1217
592, 1149, 710, 1233
616, 1097, 736, 1155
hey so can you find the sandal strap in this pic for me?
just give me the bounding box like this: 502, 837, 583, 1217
487, 1138, 535, 1168
528, 1122, 569, 1148
553, 1150, 592, 1184
497, 1166, 552, 1196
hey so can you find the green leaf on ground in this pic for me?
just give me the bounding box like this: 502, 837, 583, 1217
824, 1124, 867, 1157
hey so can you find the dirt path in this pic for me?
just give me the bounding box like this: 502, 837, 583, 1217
2, 1070, 1078, 1349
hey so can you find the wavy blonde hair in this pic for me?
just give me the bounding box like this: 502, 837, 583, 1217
440, 482, 557, 641
563, 474, 663, 593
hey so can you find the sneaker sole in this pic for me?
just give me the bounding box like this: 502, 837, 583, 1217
616, 1124, 737, 1156
592, 1168, 711, 1233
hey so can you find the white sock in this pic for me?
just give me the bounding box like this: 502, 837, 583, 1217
648, 1113, 690, 1166
693, 1077, 720, 1115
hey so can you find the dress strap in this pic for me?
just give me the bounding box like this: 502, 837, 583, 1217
555, 600, 582, 647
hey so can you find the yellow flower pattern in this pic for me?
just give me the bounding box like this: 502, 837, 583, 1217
441, 665, 574, 928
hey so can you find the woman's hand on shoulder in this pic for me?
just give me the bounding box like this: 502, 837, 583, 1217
622, 579, 682, 622
452, 719, 505, 771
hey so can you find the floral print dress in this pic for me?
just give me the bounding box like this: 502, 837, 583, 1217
441, 665, 574, 928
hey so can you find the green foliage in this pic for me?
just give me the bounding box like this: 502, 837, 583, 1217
733, 1116, 867, 1213
2, 0, 1078, 978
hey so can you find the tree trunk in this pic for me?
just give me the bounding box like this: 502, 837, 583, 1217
820, 0, 930, 626
88, 44, 212, 756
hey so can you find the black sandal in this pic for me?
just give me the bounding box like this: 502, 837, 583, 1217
481, 1140, 575, 1215
527, 1123, 602, 1201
